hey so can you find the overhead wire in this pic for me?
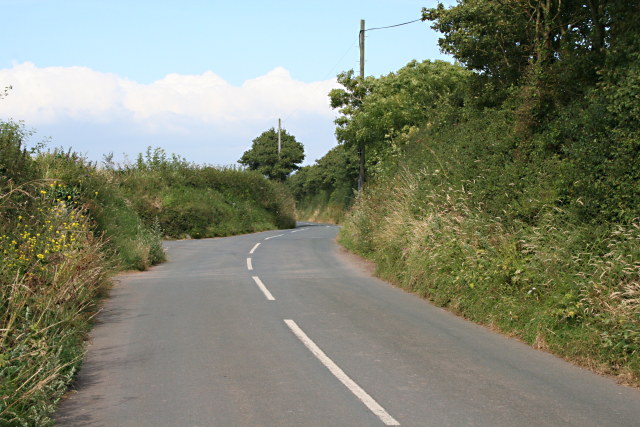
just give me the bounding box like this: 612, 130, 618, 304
280, 17, 422, 129
358, 17, 423, 65
363, 18, 422, 32
321, 39, 360, 81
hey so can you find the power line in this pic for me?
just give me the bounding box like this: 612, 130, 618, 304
322, 39, 359, 81
359, 18, 423, 58
363, 18, 422, 32
279, 39, 358, 127
354, 16, 422, 191
281, 18, 423, 135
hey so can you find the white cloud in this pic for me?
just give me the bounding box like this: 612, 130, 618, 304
0, 62, 337, 128
0, 62, 125, 123
0, 62, 340, 165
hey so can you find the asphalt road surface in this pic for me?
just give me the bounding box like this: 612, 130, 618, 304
55, 222, 640, 426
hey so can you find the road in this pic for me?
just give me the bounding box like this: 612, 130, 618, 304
55, 223, 640, 426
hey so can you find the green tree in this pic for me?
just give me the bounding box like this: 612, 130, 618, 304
422, 0, 619, 133
289, 144, 358, 199
422, 1, 533, 86
239, 127, 304, 181
330, 60, 471, 174
422, 1, 611, 87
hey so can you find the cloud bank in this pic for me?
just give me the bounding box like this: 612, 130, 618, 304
0, 62, 339, 165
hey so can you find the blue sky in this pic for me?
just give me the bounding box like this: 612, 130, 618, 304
1, 0, 455, 166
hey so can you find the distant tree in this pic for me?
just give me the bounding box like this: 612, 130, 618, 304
288, 144, 359, 200
239, 127, 304, 181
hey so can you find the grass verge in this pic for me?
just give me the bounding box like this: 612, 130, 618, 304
339, 169, 640, 386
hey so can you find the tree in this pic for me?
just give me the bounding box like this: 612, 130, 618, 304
422, 1, 533, 86
422, 0, 623, 135
329, 60, 471, 173
422, 1, 611, 88
239, 127, 304, 181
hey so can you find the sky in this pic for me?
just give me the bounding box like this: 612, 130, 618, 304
0, 0, 456, 167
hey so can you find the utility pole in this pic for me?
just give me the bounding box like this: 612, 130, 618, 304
278, 118, 282, 158
358, 19, 365, 192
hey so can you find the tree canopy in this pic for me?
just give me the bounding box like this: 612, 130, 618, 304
320, 0, 640, 222
239, 127, 304, 181
329, 60, 471, 175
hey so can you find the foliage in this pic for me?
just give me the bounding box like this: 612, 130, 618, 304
330, 60, 472, 179
0, 184, 111, 426
422, 1, 533, 86
289, 144, 358, 223
422, 0, 637, 134
35, 150, 165, 271
239, 127, 305, 181
332, 0, 640, 384
0, 121, 37, 189
0, 136, 295, 424
340, 168, 640, 383
422, 0, 611, 86
118, 147, 296, 237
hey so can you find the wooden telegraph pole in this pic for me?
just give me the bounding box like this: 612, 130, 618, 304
358, 19, 365, 192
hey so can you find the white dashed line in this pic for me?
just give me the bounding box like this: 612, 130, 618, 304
252, 276, 275, 301
264, 234, 284, 241
249, 243, 260, 254
247, 258, 253, 271
284, 320, 400, 426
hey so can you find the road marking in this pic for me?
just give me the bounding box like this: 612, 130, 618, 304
264, 234, 284, 240
249, 243, 260, 254
284, 320, 400, 426
252, 276, 275, 301
247, 258, 253, 271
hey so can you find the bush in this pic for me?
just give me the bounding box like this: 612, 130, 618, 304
0, 121, 37, 189
36, 150, 166, 270
115, 148, 296, 238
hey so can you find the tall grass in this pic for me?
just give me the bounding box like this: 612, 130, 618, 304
36, 150, 166, 270
1, 139, 294, 424
0, 186, 111, 425
340, 166, 640, 384
294, 190, 352, 224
